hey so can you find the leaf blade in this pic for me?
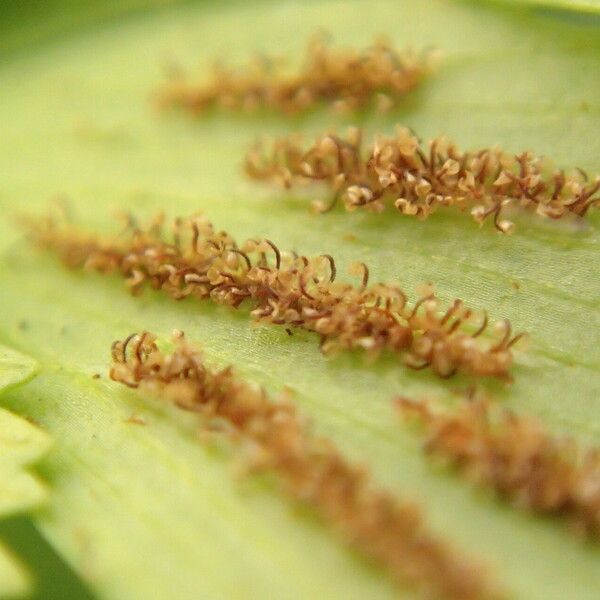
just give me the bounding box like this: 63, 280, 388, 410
0, 1, 599, 599
0, 346, 50, 598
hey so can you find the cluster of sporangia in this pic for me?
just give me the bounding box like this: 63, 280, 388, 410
156, 36, 430, 115
245, 126, 600, 232
109, 331, 501, 600
398, 396, 600, 538
26, 212, 524, 380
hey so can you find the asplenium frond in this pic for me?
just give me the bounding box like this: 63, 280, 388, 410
0, 1, 599, 599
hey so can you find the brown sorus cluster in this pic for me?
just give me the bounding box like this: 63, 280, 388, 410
398, 396, 600, 537
245, 126, 600, 232
110, 331, 502, 600
24, 212, 525, 379
156, 36, 430, 116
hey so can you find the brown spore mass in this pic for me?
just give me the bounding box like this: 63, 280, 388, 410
24, 212, 525, 379
246, 127, 600, 232
110, 331, 503, 600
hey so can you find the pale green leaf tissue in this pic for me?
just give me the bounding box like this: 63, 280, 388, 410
0, 346, 50, 598
0, 1, 599, 599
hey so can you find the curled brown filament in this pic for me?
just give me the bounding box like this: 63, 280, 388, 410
109, 331, 503, 600
440, 300, 462, 326
25, 211, 526, 379
321, 254, 337, 282
354, 262, 369, 292
228, 248, 252, 271
408, 294, 434, 321
264, 239, 281, 269
472, 312, 488, 338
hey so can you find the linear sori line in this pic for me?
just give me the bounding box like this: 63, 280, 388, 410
156, 35, 432, 116
398, 395, 600, 538
109, 330, 503, 600
24, 212, 526, 379
245, 127, 600, 233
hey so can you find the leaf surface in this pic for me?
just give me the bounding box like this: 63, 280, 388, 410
0, 1, 599, 599
0, 346, 50, 598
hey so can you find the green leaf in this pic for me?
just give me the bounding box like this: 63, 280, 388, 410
0, 1, 599, 599
0, 346, 50, 598
488, 0, 600, 16
0, 545, 29, 600
0, 346, 38, 395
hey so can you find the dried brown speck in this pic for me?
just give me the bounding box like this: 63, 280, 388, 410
124, 415, 146, 426
24, 415, 41, 427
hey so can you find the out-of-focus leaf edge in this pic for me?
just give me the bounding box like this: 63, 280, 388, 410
481, 0, 600, 15
0, 345, 50, 599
